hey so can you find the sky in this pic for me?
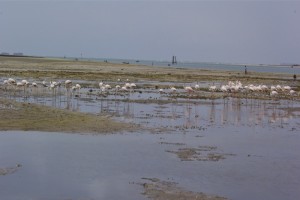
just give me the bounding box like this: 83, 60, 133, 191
0, 1, 299, 65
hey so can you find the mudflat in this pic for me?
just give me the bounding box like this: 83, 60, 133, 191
0, 98, 136, 134
0, 56, 296, 84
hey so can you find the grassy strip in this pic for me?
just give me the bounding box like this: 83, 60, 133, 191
0, 98, 136, 134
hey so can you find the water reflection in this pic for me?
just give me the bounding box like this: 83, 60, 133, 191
2, 87, 299, 131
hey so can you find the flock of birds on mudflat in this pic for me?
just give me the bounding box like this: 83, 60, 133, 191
1, 78, 298, 100
169, 80, 298, 98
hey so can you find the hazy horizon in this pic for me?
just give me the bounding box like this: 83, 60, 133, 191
1, 1, 299, 65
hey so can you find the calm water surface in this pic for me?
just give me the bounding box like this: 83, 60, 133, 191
0, 126, 299, 200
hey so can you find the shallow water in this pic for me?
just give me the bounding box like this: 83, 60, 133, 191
1, 83, 300, 200
0, 125, 300, 200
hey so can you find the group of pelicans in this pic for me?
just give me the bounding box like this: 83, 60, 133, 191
210, 80, 297, 97
166, 80, 297, 98
2, 78, 137, 96
1, 78, 298, 99
3, 78, 81, 94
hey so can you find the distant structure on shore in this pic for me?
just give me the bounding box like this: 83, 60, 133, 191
0, 52, 42, 58
13, 52, 23, 56
0, 52, 23, 56
0, 52, 9, 56
172, 56, 177, 65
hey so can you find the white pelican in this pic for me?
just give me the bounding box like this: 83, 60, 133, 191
209, 85, 217, 91
184, 86, 194, 93
270, 91, 278, 97
65, 80, 72, 88
170, 87, 177, 93
289, 90, 296, 96
75, 84, 81, 90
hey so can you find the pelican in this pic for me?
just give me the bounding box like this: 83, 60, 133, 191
115, 85, 121, 95
270, 86, 276, 91
170, 87, 177, 93
220, 85, 228, 93
16, 81, 24, 87
21, 80, 29, 86
65, 80, 72, 97
50, 83, 56, 90
270, 90, 278, 97
124, 82, 131, 89
105, 84, 111, 89
261, 85, 268, 92
75, 84, 81, 90
65, 80, 72, 86
130, 83, 136, 88
209, 85, 217, 92
120, 86, 128, 91
71, 85, 77, 92
276, 85, 282, 91
289, 90, 296, 96
184, 86, 194, 93
283, 86, 291, 91
3, 80, 9, 92
74, 84, 81, 96
8, 78, 16, 85
42, 80, 48, 87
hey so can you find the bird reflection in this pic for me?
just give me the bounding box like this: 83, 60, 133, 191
209, 100, 216, 124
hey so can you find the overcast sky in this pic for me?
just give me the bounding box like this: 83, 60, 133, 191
0, 1, 299, 64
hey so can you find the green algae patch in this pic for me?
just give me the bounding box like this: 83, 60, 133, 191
0, 98, 136, 134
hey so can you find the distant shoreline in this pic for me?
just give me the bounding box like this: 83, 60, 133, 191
0, 54, 44, 59
0, 55, 299, 74
61, 56, 300, 71
0, 55, 297, 83
1, 54, 298, 68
